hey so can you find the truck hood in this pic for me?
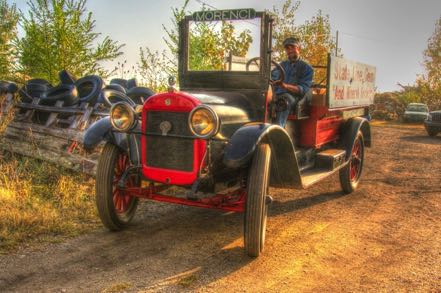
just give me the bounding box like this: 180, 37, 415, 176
404, 111, 428, 116
187, 90, 264, 121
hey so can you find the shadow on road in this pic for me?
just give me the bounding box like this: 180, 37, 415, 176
400, 135, 441, 145
270, 191, 347, 217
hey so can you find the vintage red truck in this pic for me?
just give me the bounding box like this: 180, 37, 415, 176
84, 8, 376, 257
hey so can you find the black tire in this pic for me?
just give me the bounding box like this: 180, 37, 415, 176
126, 78, 138, 89
99, 88, 136, 107
19, 81, 52, 103
104, 83, 126, 94
427, 129, 438, 137
34, 84, 79, 124
244, 143, 271, 257
339, 131, 365, 194
27, 78, 52, 86
126, 86, 155, 105
40, 84, 79, 106
96, 143, 139, 231
110, 78, 128, 89
7, 82, 18, 94
0, 81, 18, 94
0, 81, 6, 94
75, 75, 104, 105
58, 69, 77, 85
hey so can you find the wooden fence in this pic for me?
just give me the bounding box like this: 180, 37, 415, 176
0, 93, 107, 175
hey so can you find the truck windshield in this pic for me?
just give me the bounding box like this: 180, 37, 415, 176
188, 17, 261, 72
407, 105, 428, 112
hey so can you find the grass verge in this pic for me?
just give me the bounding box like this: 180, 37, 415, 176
0, 153, 99, 254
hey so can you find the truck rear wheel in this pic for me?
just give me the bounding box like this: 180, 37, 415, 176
244, 143, 271, 257
96, 143, 139, 231
339, 131, 364, 194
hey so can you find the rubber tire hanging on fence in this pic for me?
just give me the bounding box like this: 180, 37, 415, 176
104, 84, 126, 94
110, 78, 128, 89
34, 84, 79, 124
126, 86, 155, 105
100, 88, 136, 108
75, 75, 104, 105
126, 78, 138, 89
58, 70, 77, 85
19, 79, 53, 103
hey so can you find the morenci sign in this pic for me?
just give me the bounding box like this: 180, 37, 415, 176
192, 9, 257, 21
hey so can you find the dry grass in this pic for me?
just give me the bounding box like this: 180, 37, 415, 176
0, 153, 99, 254
0, 93, 16, 134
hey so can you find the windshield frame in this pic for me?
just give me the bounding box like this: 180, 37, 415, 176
178, 10, 272, 91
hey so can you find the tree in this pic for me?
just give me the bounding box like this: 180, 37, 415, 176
423, 17, 441, 90
420, 16, 441, 108
15, 0, 124, 84
137, 1, 252, 88
188, 21, 252, 71
0, 0, 19, 80
162, 0, 190, 76
137, 47, 169, 92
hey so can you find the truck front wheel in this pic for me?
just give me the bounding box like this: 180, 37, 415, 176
96, 143, 139, 231
339, 131, 365, 194
244, 143, 271, 257
427, 128, 438, 137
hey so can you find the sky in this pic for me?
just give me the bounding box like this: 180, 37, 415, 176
9, 0, 441, 92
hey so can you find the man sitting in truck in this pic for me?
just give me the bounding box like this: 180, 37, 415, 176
271, 37, 314, 127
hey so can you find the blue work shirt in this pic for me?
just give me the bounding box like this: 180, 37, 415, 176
272, 58, 314, 96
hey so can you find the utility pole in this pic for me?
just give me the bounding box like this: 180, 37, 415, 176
335, 30, 339, 57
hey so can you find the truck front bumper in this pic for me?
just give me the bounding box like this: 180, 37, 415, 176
424, 120, 441, 132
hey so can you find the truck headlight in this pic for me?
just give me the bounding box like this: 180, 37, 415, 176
189, 105, 219, 139
427, 114, 432, 121
110, 102, 135, 132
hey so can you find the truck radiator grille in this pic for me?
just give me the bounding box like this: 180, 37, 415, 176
432, 113, 441, 122
145, 136, 194, 171
145, 111, 194, 172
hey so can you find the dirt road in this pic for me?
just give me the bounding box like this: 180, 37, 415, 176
1, 123, 440, 292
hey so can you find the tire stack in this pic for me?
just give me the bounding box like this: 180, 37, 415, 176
14, 70, 155, 126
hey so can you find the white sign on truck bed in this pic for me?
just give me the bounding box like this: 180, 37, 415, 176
327, 55, 376, 108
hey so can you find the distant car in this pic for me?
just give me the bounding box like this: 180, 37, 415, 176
402, 103, 429, 122
424, 110, 441, 137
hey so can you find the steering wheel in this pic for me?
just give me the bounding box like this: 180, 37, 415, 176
246, 57, 261, 71
270, 61, 285, 85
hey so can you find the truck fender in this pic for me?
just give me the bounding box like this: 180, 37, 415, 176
341, 117, 371, 160
223, 123, 302, 188
83, 117, 142, 165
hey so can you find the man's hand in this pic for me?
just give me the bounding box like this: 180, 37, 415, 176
270, 80, 285, 88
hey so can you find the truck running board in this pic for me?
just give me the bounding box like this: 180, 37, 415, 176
300, 148, 347, 188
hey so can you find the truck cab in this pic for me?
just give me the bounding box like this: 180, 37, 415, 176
84, 8, 376, 257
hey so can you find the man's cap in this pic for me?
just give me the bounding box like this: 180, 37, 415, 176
283, 37, 301, 47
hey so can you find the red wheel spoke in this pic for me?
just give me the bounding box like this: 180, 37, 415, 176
111, 152, 135, 214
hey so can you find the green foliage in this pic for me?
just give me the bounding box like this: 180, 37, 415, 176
423, 17, 441, 91
162, 0, 190, 76
420, 16, 441, 109
391, 17, 441, 111
15, 0, 124, 84
188, 21, 252, 71
0, 0, 19, 80
137, 47, 169, 93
